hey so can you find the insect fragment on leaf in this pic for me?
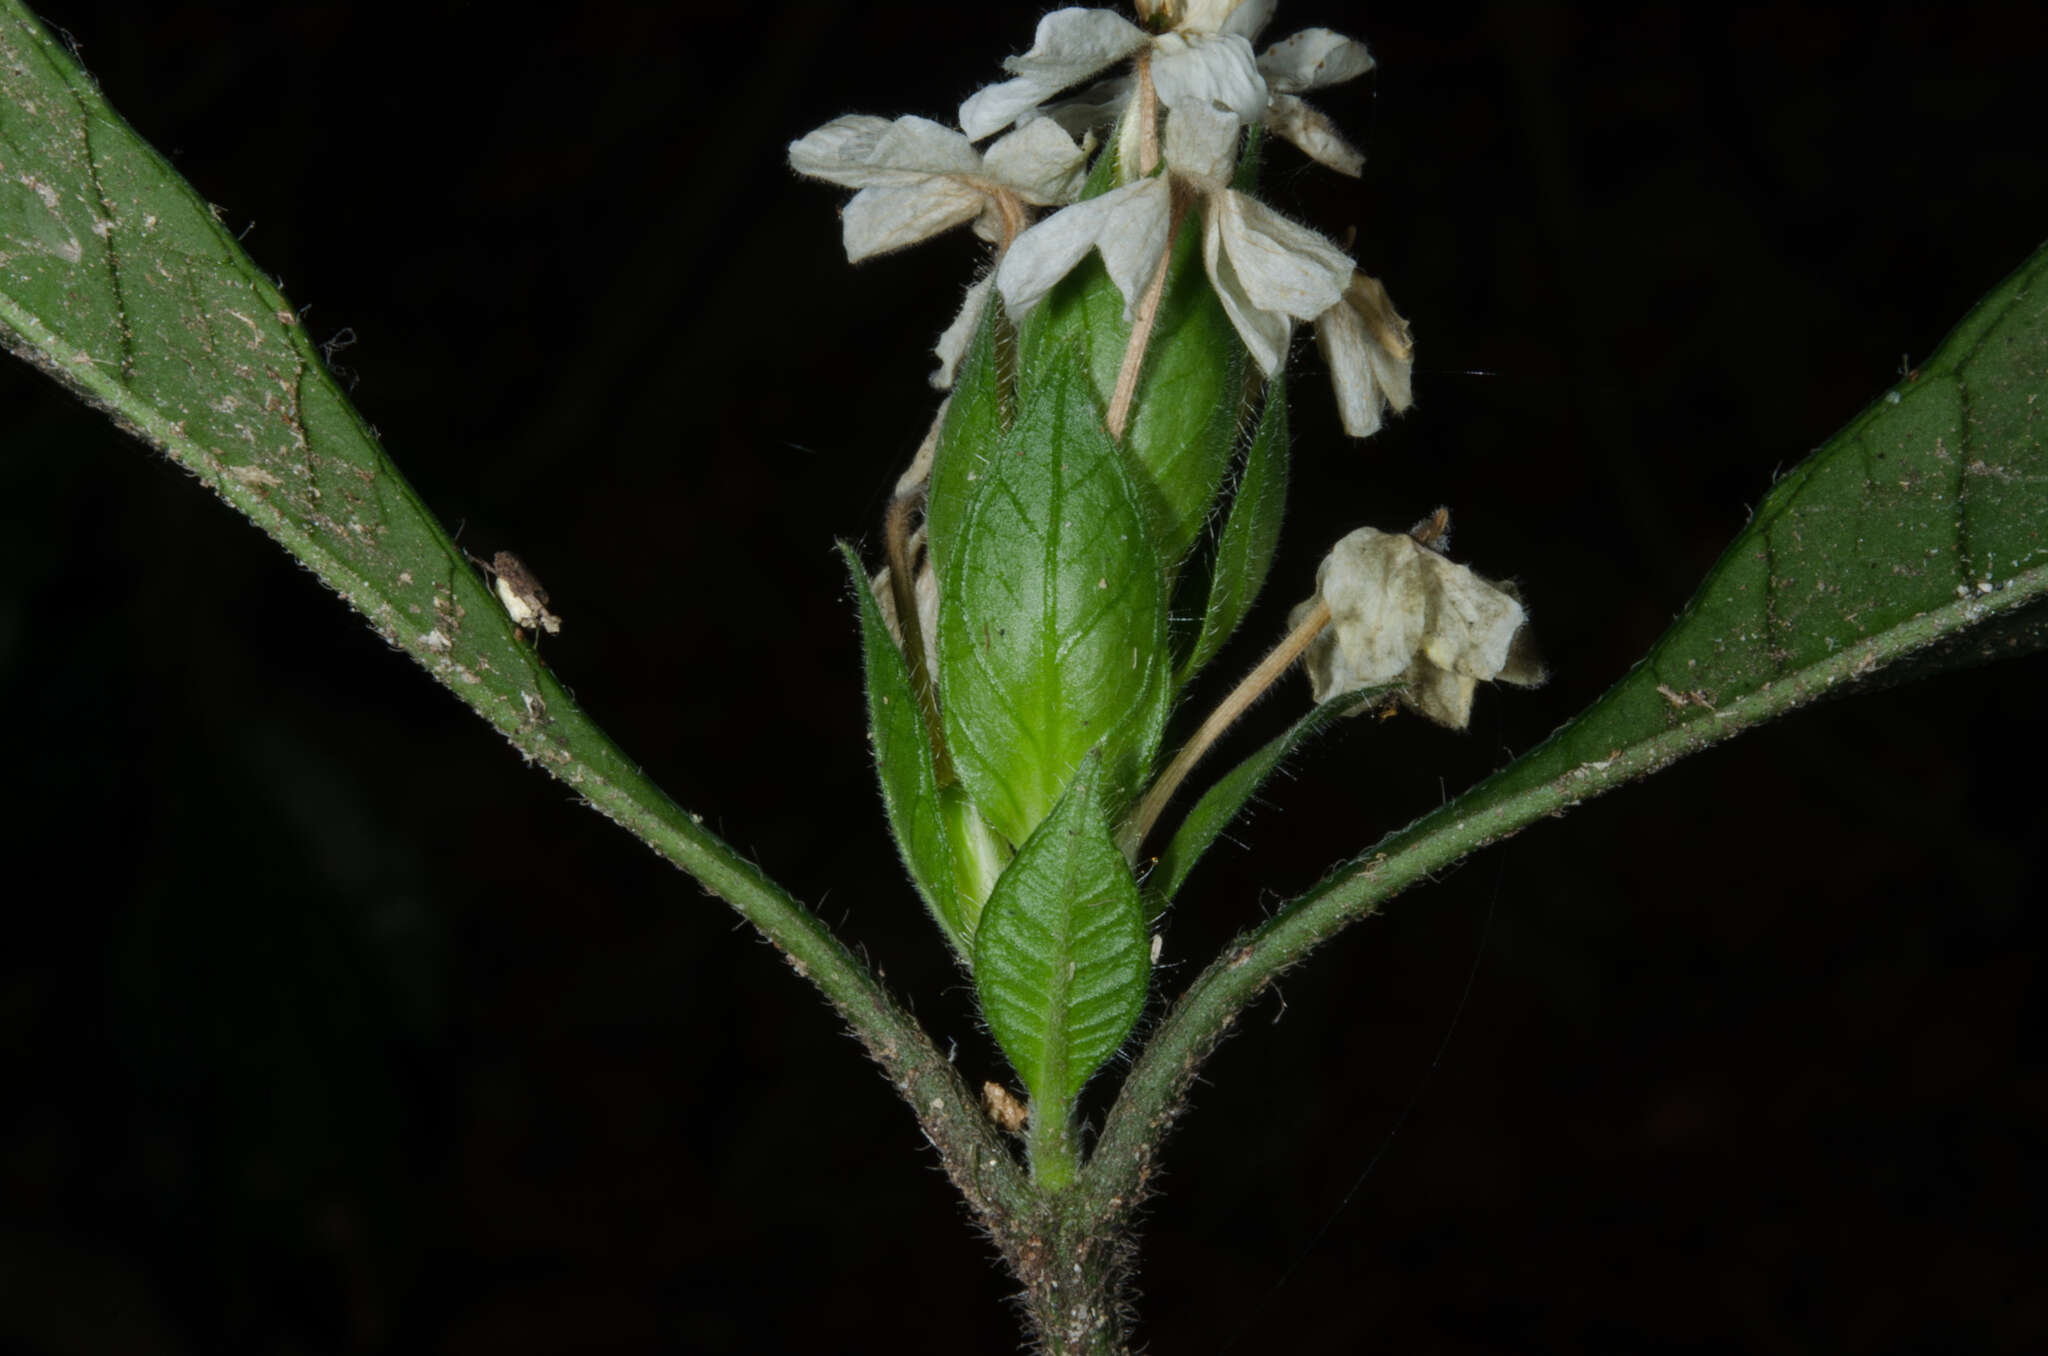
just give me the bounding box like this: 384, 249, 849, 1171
473, 550, 562, 638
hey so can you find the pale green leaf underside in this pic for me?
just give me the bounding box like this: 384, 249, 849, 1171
975, 758, 1150, 1110
842, 544, 962, 957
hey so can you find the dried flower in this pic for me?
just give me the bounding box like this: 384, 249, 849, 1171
1293, 525, 1543, 728
998, 102, 1352, 379
788, 115, 1086, 262
958, 4, 1274, 143
1314, 271, 1415, 436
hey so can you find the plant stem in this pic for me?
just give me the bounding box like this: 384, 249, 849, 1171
1015, 1202, 1133, 1355
1028, 1101, 1079, 1191
1121, 598, 1330, 856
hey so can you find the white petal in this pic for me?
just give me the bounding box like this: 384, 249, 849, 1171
931, 276, 993, 390
1092, 181, 1173, 313
790, 114, 980, 189
1150, 32, 1269, 125
996, 179, 1168, 316
1414, 550, 1527, 680
1212, 192, 1352, 320
1180, 0, 1275, 41
788, 114, 893, 186
1017, 75, 1134, 139
1316, 273, 1413, 436
1202, 203, 1292, 376
998, 196, 1109, 315
1313, 297, 1386, 437
983, 119, 1088, 204
1404, 659, 1478, 729
896, 402, 947, 498
842, 181, 985, 261
1297, 528, 1530, 726
961, 76, 1071, 144
1257, 29, 1375, 94
1006, 7, 1149, 80
1297, 528, 1428, 700
867, 115, 985, 179
960, 8, 1147, 140
1114, 97, 1148, 181
1162, 100, 1240, 182
1265, 93, 1365, 176
1218, 0, 1276, 41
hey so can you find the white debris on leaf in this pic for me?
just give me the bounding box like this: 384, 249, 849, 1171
787, 114, 1085, 263
1257, 28, 1375, 175
1291, 526, 1543, 729
1314, 270, 1415, 436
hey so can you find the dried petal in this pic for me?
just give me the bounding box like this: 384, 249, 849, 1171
842, 180, 986, 262
1150, 31, 1269, 125
1162, 100, 1240, 182
1296, 527, 1538, 729
1264, 92, 1365, 176
786, 114, 893, 186
996, 178, 1171, 317
1257, 28, 1375, 94
932, 277, 993, 390
1314, 272, 1414, 436
1204, 190, 1353, 375
981, 119, 1089, 204
958, 7, 1149, 140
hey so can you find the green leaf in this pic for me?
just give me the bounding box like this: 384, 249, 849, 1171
1467, 240, 2048, 812
1145, 691, 1376, 914
1307, 240, 2048, 916
840, 543, 963, 957
1017, 203, 1245, 570
0, 6, 888, 1030
975, 756, 1150, 1117
926, 284, 1009, 573
0, 7, 1044, 1233
1176, 376, 1291, 685
1096, 249, 2048, 1201
935, 347, 1172, 847
0, 9, 555, 756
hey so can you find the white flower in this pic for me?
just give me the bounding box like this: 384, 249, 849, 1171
961, 5, 1375, 178
1291, 525, 1543, 729
790, 115, 1086, 388
996, 103, 1352, 378
959, 3, 1274, 143
788, 114, 1086, 263
1314, 271, 1415, 436
1257, 28, 1376, 176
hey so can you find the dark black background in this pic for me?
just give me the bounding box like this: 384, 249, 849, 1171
3, 2, 2044, 1352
